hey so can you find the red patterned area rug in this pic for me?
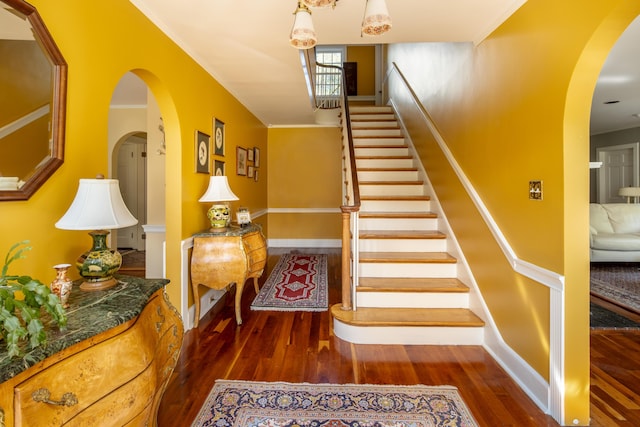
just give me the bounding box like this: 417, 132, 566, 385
251, 254, 328, 312
191, 380, 479, 427
590, 262, 640, 314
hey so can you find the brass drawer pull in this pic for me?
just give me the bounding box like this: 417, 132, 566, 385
32, 388, 78, 407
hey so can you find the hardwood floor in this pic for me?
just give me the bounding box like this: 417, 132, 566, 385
157, 249, 640, 426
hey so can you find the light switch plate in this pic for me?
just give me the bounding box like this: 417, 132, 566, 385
529, 180, 543, 200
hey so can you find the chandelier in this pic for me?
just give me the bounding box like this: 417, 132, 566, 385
289, 0, 392, 49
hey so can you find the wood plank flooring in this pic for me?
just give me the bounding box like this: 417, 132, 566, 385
157, 249, 640, 426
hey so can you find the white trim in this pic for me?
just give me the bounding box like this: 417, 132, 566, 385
0, 105, 49, 139
268, 207, 341, 214
180, 237, 193, 331
268, 238, 341, 248
142, 224, 166, 233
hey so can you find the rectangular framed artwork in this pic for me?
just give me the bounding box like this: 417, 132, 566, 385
214, 160, 225, 176
214, 119, 225, 156
195, 130, 210, 174
236, 147, 248, 176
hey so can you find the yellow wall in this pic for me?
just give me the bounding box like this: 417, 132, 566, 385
346, 45, 375, 97
267, 127, 342, 241
0, 0, 266, 312
387, 0, 640, 423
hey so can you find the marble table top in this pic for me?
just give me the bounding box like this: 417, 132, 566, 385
0, 275, 169, 383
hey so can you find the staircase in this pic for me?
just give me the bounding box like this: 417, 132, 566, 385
331, 105, 485, 345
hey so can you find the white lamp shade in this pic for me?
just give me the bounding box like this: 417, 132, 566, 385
55, 178, 138, 230
290, 4, 317, 49
618, 187, 640, 197
362, 0, 392, 36
199, 176, 239, 203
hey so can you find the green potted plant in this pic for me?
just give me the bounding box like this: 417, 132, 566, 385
0, 241, 67, 358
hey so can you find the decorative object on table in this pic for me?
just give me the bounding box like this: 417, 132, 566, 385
198, 175, 239, 230
195, 130, 211, 174
236, 146, 247, 176
214, 159, 225, 176
236, 207, 251, 226
55, 175, 138, 291
251, 254, 328, 312
50, 263, 73, 307
618, 186, 640, 203
591, 262, 640, 313
214, 118, 225, 156
0, 241, 67, 358
253, 147, 260, 168
191, 380, 479, 427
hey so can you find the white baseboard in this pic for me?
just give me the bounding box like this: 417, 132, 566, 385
268, 239, 341, 248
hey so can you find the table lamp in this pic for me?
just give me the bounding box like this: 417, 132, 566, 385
198, 176, 239, 230
618, 186, 640, 203
55, 176, 138, 291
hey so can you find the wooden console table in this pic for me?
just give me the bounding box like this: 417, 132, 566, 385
191, 223, 267, 326
0, 276, 183, 427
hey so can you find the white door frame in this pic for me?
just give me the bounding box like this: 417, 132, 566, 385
596, 142, 639, 203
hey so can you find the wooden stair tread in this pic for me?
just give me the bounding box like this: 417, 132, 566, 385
359, 251, 457, 263
359, 230, 445, 239
353, 135, 405, 139
360, 195, 431, 201
359, 211, 437, 219
354, 145, 409, 149
358, 277, 469, 292
356, 155, 413, 159
358, 167, 418, 171
331, 305, 485, 327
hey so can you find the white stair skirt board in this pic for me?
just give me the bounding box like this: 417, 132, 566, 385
333, 319, 484, 345
359, 262, 457, 278
357, 292, 470, 308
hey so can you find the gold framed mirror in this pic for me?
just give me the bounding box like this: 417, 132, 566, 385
0, 0, 67, 200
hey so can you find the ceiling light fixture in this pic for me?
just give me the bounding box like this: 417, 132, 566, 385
290, 0, 391, 49
290, 2, 317, 49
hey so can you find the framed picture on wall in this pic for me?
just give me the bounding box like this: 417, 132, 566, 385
195, 130, 210, 174
214, 119, 225, 156
254, 147, 260, 168
248, 166, 255, 178
236, 147, 247, 176
214, 160, 225, 176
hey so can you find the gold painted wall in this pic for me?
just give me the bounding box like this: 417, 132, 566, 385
0, 0, 267, 312
346, 45, 375, 97
267, 127, 342, 241
387, 0, 640, 423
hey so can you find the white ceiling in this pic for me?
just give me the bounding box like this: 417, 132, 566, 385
111, 1, 640, 134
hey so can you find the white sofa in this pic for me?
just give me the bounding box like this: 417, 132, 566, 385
590, 203, 640, 262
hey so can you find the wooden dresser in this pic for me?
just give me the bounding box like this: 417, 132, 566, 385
0, 276, 183, 427
191, 223, 267, 326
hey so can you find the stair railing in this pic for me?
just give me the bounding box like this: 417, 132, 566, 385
339, 67, 360, 311
300, 48, 359, 311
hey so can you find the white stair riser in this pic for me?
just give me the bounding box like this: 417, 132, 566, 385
333, 320, 484, 345
354, 137, 406, 146
359, 184, 425, 196
353, 129, 403, 137
358, 170, 419, 181
352, 121, 398, 128
356, 292, 469, 308
359, 217, 437, 230
351, 114, 395, 120
360, 200, 431, 212
359, 262, 457, 278
355, 147, 410, 157
359, 238, 446, 252
356, 158, 414, 168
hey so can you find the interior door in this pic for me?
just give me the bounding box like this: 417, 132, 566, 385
597, 142, 639, 203
117, 136, 147, 250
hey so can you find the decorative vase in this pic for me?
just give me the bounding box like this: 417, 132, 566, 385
50, 263, 73, 307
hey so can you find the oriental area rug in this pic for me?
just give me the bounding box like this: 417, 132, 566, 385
590, 262, 640, 314
250, 254, 328, 312
191, 380, 479, 427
